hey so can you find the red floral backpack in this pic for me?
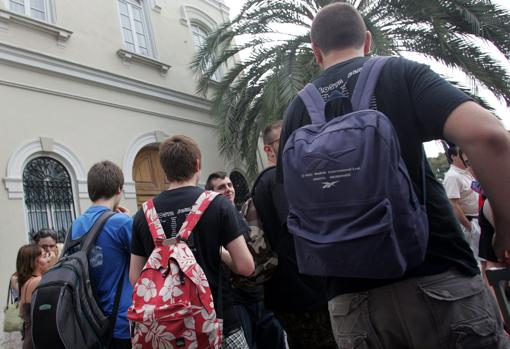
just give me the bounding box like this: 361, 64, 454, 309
128, 191, 223, 349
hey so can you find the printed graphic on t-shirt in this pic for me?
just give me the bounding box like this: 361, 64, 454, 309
317, 67, 377, 110
89, 246, 103, 268
157, 207, 195, 250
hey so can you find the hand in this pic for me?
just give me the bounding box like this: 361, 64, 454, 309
115, 205, 130, 216
493, 231, 510, 265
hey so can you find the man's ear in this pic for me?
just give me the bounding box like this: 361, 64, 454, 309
364, 31, 372, 55
311, 42, 323, 66
195, 159, 201, 172
116, 186, 123, 195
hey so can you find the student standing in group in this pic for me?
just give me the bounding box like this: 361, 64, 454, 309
16, 244, 51, 349
206, 171, 286, 349
443, 147, 481, 259
32, 229, 59, 267
70, 161, 133, 349
277, 3, 510, 348
130, 135, 254, 348
254, 121, 337, 349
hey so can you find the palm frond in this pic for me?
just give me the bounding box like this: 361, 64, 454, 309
192, 0, 510, 177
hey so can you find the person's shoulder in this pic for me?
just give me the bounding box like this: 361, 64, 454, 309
96, 208, 132, 229
443, 167, 461, 183
255, 167, 277, 188
111, 211, 133, 224
385, 56, 426, 70
208, 192, 232, 210
375, 56, 427, 81
443, 167, 454, 178
25, 276, 42, 292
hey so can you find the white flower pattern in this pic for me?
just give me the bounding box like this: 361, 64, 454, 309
159, 263, 184, 302
147, 248, 162, 269
136, 278, 158, 302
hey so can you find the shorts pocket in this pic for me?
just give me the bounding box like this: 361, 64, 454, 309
451, 316, 497, 349
418, 273, 498, 348
328, 293, 380, 349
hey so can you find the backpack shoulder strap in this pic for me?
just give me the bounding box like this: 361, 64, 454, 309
81, 210, 116, 254
251, 165, 275, 197
298, 83, 326, 124
351, 56, 393, 111
142, 198, 166, 243
177, 191, 219, 241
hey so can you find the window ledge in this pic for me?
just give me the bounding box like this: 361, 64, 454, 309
117, 49, 171, 75
0, 9, 72, 47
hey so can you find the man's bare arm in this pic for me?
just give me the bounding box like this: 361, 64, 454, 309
130, 254, 148, 285
224, 235, 255, 277
444, 101, 510, 261
449, 198, 472, 231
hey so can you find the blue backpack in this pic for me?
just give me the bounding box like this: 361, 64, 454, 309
282, 57, 428, 279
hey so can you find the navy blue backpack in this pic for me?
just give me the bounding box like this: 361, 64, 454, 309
282, 57, 428, 279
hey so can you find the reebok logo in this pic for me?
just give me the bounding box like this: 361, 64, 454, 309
321, 181, 339, 189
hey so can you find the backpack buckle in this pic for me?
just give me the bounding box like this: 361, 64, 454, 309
163, 237, 179, 246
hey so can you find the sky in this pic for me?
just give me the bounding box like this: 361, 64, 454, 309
223, 0, 510, 156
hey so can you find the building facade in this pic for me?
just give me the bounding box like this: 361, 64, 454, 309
0, 0, 253, 338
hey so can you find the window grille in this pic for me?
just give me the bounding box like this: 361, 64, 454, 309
23, 157, 76, 242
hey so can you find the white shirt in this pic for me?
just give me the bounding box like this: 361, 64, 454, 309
443, 165, 479, 216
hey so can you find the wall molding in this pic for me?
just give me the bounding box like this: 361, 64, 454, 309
0, 9, 72, 46
0, 79, 216, 128
0, 42, 211, 112
4, 137, 88, 199
180, 4, 218, 29
117, 49, 170, 75
148, 0, 162, 13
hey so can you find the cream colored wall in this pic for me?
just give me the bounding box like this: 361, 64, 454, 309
0, 2, 240, 332
0, 74, 226, 308
0, 0, 230, 96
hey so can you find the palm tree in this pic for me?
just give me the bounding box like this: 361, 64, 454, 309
192, 0, 510, 178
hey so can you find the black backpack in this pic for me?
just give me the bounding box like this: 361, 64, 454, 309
31, 211, 125, 349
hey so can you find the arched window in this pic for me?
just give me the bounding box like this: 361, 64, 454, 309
23, 157, 76, 242
191, 22, 221, 81
230, 170, 249, 209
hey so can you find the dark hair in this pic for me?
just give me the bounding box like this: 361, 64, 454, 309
205, 171, 227, 190
311, 3, 366, 54
32, 229, 58, 243
262, 120, 283, 145
16, 244, 43, 289
159, 135, 202, 182
87, 161, 124, 201
446, 146, 460, 164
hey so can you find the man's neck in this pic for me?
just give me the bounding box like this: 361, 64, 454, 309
321, 49, 364, 70
92, 198, 116, 210
168, 178, 197, 190
452, 163, 467, 171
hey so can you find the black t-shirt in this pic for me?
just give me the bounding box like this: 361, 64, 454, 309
253, 167, 328, 312
131, 186, 250, 334
276, 56, 479, 298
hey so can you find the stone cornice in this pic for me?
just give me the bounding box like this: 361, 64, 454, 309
0, 42, 211, 112
0, 9, 72, 46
